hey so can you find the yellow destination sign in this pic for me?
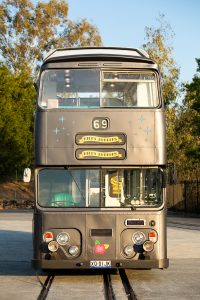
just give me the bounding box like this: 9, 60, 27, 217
76, 149, 126, 160
79, 150, 122, 159
79, 136, 123, 144
76, 133, 126, 145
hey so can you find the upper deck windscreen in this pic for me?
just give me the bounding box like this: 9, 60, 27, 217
39, 69, 159, 109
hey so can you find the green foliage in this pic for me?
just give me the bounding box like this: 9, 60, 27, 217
142, 15, 180, 176
0, 0, 102, 75
168, 59, 200, 180
64, 19, 102, 48
180, 59, 200, 176
143, 15, 199, 180
0, 0, 103, 179
0, 64, 35, 178
143, 14, 180, 106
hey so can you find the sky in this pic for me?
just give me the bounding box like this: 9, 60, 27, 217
67, 0, 200, 83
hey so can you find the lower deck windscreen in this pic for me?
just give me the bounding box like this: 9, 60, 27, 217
38, 168, 163, 208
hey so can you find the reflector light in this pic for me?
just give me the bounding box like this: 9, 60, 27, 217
43, 231, 53, 242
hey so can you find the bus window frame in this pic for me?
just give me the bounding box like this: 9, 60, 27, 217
36, 166, 165, 211
37, 67, 162, 110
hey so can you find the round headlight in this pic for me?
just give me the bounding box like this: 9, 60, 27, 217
132, 232, 146, 245
68, 245, 79, 256
56, 232, 70, 245
143, 240, 154, 252
123, 245, 135, 257
48, 240, 59, 252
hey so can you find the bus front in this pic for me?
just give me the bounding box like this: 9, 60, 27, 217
33, 48, 168, 270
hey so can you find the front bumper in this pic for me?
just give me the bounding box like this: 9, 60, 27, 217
32, 258, 169, 270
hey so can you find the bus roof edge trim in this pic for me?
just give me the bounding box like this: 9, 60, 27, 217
43, 47, 149, 62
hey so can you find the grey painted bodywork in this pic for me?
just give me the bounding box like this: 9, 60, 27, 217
33, 209, 168, 269
35, 109, 166, 166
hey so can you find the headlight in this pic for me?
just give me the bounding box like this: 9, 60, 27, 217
143, 240, 154, 252
56, 232, 70, 245
123, 245, 135, 257
132, 232, 146, 245
68, 245, 79, 256
48, 240, 59, 252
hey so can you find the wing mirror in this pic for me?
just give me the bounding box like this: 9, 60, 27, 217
23, 168, 31, 183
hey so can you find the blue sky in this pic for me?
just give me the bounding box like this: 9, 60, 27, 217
67, 0, 200, 83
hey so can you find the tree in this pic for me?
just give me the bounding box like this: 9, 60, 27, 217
143, 14, 180, 107
64, 19, 102, 48
0, 0, 102, 75
0, 63, 35, 178
142, 15, 183, 181
174, 58, 200, 180
0, 0, 103, 180
163, 58, 200, 181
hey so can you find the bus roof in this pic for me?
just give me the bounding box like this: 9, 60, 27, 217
43, 47, 154, 64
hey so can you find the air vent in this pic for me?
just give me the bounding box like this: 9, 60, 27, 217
78, 62, 99, 67
90, 229, 112, 236
103, 63, 122, 67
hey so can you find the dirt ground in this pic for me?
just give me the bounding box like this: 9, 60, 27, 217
0, 181, 34, 209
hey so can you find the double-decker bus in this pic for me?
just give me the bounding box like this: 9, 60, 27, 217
33, 47, 169, 270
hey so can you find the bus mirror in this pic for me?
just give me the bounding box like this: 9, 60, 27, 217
23, 168, 31, 183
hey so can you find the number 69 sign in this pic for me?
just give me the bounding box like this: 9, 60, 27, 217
92, 118, 109, 130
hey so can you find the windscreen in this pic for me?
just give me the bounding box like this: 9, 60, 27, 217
38, 168, 163, 208
39, 69, 159, 108
102, 72, 158, 107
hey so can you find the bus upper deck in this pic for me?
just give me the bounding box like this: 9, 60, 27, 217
35, 47, 165, 167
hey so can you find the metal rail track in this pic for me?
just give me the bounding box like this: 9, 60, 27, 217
37, 274, 55, 300
119, 269, 137, 300
103, 272, 116, 300
36, 269, 137, 300
103, 269, 137, 300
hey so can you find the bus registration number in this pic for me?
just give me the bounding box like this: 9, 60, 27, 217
90, 260, 111, 268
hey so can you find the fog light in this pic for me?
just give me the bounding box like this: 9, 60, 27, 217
143, 240, 154, 252
68, 245, 79, 256
56, 232, 70, 245
48, 240, 59, 252
123, 245, 135, 257
132, 232, 146, 245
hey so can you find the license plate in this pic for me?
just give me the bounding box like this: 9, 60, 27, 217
90, 260, 111, 268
